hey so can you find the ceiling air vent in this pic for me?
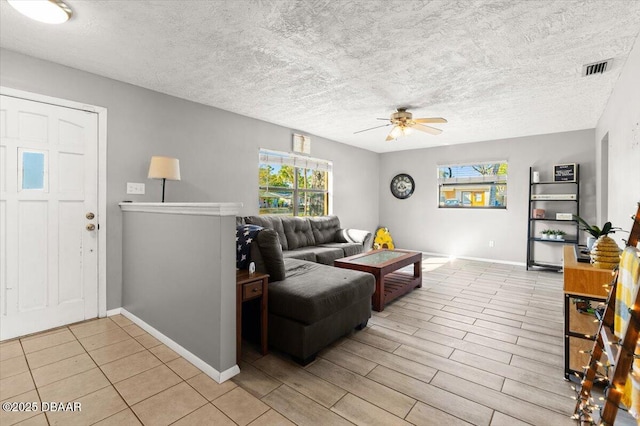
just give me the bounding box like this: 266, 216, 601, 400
582, 59, 612, 76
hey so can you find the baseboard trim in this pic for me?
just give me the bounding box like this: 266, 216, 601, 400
117, 308, 239, 383
106, 308, 122, 317
420, 251, 526, 267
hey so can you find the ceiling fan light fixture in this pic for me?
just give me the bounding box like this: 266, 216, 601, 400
7, 0, 72, 24
390, 126, 403, 140
356, 107, 447, 141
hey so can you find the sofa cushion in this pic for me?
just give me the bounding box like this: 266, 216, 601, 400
283, 248, 317, 263
252, 228, 286, 282
309, 216, 341, 244
268, 259, 375, 325
282, 217, 316, 249
257, 229, 286, 281
319, 242, 363, 258
244, 216, 288, 251
313, 247, 347, 265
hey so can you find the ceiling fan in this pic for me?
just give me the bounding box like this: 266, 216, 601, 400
354, 108, 447, 141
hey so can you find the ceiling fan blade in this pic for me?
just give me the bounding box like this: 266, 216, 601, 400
353, 123, 391, 134
386, 126, 404, 141
385, 126, 399, 141
411, 123, 442, 135
414, 117, 448, 124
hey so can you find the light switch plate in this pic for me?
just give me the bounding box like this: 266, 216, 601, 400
127, 182, 145, 195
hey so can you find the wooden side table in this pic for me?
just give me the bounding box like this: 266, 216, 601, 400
236, 270, 269, 364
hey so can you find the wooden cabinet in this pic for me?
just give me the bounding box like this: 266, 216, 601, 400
562, 245, 613, 379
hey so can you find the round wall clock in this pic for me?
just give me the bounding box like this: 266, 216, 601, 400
390, 173, 415, 199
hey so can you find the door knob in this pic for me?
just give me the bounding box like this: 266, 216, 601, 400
86, 212, 95, 220
86, 224, 96, 231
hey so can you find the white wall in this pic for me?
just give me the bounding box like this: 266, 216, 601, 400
379, 130, 596, 264
596, 32, 640, 244
0, 48, 380, 309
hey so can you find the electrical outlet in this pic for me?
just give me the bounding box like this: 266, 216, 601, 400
489, 240, 495, 248
126, 182, 145, 195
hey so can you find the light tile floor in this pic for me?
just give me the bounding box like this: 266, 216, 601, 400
0, 257, 635, 425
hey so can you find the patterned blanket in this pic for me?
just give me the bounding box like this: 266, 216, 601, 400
614, 246, 640, 416
236, 225, 263, 269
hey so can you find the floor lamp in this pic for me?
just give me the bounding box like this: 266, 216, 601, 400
148, 156, 181, 202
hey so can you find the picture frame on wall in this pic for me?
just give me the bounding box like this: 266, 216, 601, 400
293, 133, 311, 155
553, 163, 576, 182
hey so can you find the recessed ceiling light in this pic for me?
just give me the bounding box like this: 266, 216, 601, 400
7, 0, 73, 25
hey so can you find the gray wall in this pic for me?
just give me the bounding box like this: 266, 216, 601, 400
121, 210, 236, 374
0, 48, 380, 309
378, 129, 596, 264
596, 31, 640, 243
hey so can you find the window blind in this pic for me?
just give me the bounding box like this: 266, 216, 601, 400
259, 149, 333, 172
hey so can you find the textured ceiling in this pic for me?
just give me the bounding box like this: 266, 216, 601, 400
1, 0, 639, 153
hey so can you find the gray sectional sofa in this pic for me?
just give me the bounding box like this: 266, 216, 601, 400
241, 215, 375, 364
244, 215, 373, 264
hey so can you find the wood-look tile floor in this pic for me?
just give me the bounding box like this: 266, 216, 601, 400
1, 257, 636, 425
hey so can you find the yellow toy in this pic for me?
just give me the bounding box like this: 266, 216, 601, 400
373, 227, 395, 249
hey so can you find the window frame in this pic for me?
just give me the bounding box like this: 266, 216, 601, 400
437, 161, 508, 209
258, 149, 333, 217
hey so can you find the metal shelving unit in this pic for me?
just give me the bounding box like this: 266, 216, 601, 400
526, 165, 580, 271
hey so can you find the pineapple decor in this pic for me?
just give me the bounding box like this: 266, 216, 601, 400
575, 216, 623, 269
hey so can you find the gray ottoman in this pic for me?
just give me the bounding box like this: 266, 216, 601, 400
268, 258, 374, 364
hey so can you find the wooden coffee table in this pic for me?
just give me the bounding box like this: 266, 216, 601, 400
334, 249, 422, 312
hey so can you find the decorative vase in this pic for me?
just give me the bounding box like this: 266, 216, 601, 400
586, 236, 596, 250
590, 235, 621, 269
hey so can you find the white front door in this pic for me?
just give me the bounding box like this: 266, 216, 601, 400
0, 95, 99, 340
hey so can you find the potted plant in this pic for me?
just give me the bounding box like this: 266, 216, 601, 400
540, 229, 551, 239
549, 230, 559, 240
574, 215, 623, 269
556, 230, 566, 241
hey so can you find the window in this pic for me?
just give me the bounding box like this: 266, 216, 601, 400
19, 149, 48, 191
258, 149, 332, 216
438, 162, 507, 208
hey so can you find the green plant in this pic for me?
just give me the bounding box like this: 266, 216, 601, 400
574, 215, 622, 238
556, 230, 566, 236
541, 229, 551, 235
549, 230, 558, 235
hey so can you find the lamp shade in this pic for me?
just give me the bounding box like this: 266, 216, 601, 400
148, 156, 181, 181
